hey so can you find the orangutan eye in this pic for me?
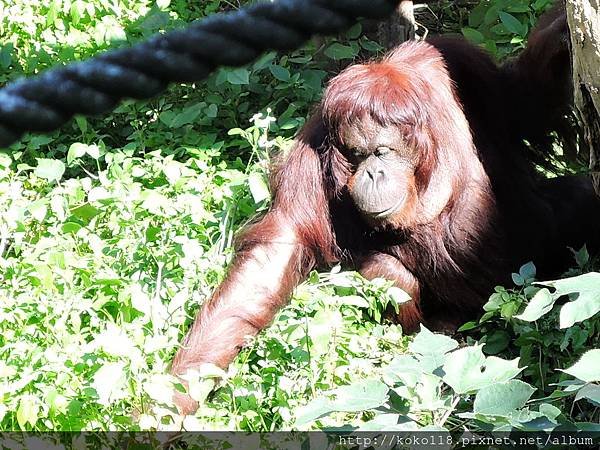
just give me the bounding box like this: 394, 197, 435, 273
374, 146, 392, 157
350, 148, 366, 159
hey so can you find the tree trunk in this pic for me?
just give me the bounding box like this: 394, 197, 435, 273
566, 1, 600, 195
377, 0, 417, 49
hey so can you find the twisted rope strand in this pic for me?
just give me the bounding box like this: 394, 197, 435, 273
0, 0, 399, 148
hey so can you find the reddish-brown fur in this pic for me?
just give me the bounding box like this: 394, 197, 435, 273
171, 4, 600, 414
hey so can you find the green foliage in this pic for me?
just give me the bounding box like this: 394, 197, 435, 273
295, 293, 599, 433
0, 0, 597, 437
460, 0, 555, 58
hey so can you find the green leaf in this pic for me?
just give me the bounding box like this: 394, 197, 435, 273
205, 104, 218, 118
539, 273, 600, 328
515, 288, 555, 322
29, 200, 48, 222
561, 349, 600, 383
519, 262, 536, 281
499, 11, 526, 36
74, 116, 88, 134
469, 3, 488, 28
575, 384, 600, 407
346, 23, 362, 39
67, 143, 86, 164
539, 403, 561, 420
34, 158, 65, 183
325, 43, 357, 60
248, 172, 270, 204
170, 104, 204, 128
71, 203, 101, 222
385, 355, 423, 387
17, 395, 39, 428
443, 346, 522, 394
512, 272, 525, 286
0, 44, 13, 69
92, 362, 127, 406
329, 380, 389, 412
482, 330, 510, 355
269, 65, 290, 82
474, 380, 535, 416
290, 372, 388, 425
462, 27, 485, 44
226, 68, 250, 85
388, 287, 411, 305
572, 245, 590, 268
409, 326, 458, 371
410, 326, 458, 355
86, 144, 100, 159
62, 222, 82, 234
294, 397, 333, 427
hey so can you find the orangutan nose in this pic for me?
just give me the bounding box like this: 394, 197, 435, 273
366, 167, 385, 183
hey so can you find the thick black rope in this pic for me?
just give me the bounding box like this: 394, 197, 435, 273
0, 0, 400, 148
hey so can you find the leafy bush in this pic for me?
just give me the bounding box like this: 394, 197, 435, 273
460, 0, 556, 58
294, 263, 600, 433
0, 0, 597, 436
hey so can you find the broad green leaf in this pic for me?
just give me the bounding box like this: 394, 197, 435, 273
67, 142, 87, 164
34, 158, 65, 183
16, 395, 39, 429
572, 245, 590, 268
575, 384, 600, 407
75, 115, 88, 133
462, 27, 485, 44
482, 330, 510, 354
346, 23, 362, 39
226, 68, 250, 85
294, 397, 334, 427
86, 144, 100, 159
29, 136, 54, 149
253, 52, 276, 70
0, 44, 12, 69
329, 380, 389, 412
539, 273, 600, 328
28, 200, 48, 222
205, 104, 218, 118
499, 12, 526, 36
469, 3, 488, 27
512, 273, 525, 286
61, 222, 82, 234
409, 326, 458, 372
269, 65, 290, 82
483, 292, 505, 312
474, 380, 535, 416
248, 172, 270, 204
539, 403, 561, 420
561, 349, 600, 383
515, 288, 555, 322
92, 362, 127, 406
506, 2, 531, 13
409, 326, 458, 356
385, 355, 423, 387
170, 104, 204, 128
163, 160, 182, 184
443, 347, 522, 394
388, 287, 411, 305
71, 203, 101, 221
325, 43, 357, 60
519, 262, 536, 281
